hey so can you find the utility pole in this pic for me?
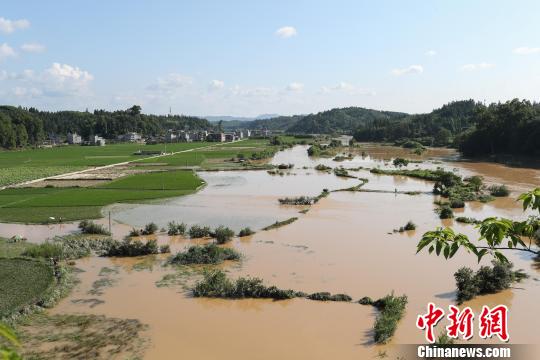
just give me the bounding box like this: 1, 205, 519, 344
108, 211, 111, 234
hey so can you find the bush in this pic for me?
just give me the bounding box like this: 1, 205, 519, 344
314, 164, 332, 172
403, 221, 416, 231
105, 237, 159, 257
307, 292, 352, 302
141, 222, 158, 235
455, 217, 481, 224
129, 228, 141, 237
167, 221, 187, 236
373, 293, 408, 344
449, 198, 465, 208
455, 261, 527, 304
192, 270, 297, 300
212, 226, 235, 244
278, 196, 316, 205
392, 158, 409, 168
438, 205, 454, 219
159, 245, 171, 254
238, 227, 254, 237
358, 296, 373, 305
22, 242, 63, 259
170, 244, 241, 265
189, 225, 212, 238
488, 184, 510, 197
307, 145, 321, 156
78, 220, 110, 235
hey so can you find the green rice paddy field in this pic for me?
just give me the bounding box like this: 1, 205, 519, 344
0, 142, 214, 187
0, 138, 276, 223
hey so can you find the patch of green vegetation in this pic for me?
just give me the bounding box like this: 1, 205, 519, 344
358, 296, 373, 305
488, 184, 510, 197
314, 164, 332, 172
279, 196, 316, 205
307, 292, 352, 302
262, 217, 298, 231
0, 258, 55, 318
18, 313, 147, 360
212, 226, 235, 244
455, 216, 481, 224
373, 293, 408, 344
21, 235, 114, 260
192, 270, 299, 300
0, 237, 33, 258
100, 170, 203, 191
238, 227, 254, 237
104, 237, 168, 257
392, 158, 409, 167
167, 221, 187, 236
0, 166, 84, 187
455, 261, 527, 304
394, 221, 417, 233
333, 167, 356, 178
78, 220, 110, 235
169, 244, 241, 265
189, 224, 212, 238
437, 205, 454, 219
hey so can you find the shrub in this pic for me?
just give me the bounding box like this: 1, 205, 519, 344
189, 225, 212, 238
192, 270, 297, 300
22, 242, 63, 259
141, 222, 158, 235
403, 221, 416, 231
238, 227, 254, 237
455, 217, 481, 224
307, 145, 321, 156
262, 217, 298, 231
278, 196, 315, 205
169, 244, 241, 265
392, 158, 409, 168
78, 220, 110, 235
212, 226, 235, 244
129, 228, 141, 237
488, 184, 510, 197
449, 198, 465, 208
159, 245, 171, 254
167, 221, 187, 236
465, 176, 483, 191
438, 205, 454, 219
314, 164, 332, 172
105, 237, 159, 257
373, 293, 408, 344
277, 163, 294, 169
455, 261, 527, 304
307, 292, 352, 302
358, 296, 373, 305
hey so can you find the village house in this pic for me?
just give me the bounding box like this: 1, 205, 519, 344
67, 132, 82, 144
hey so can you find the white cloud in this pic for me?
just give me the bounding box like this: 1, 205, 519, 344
3, 63, 94, 99
286, 82, 304, 92
425, 50, 437, 56
46, 63, 93, 84
391, 65, 424, 76
148, 73, 192, 94
0, 17, 30, 34
275, 26, 297, 38
209, 79, 224, 89
0, 43, 16, 61
460, 62, 495, 71
320, 82, 375, 96
512, 47, 540, 55
21, 43, 46, 53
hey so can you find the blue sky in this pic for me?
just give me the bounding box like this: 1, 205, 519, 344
1, 0, 540, 116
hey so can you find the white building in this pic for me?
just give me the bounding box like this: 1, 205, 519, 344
121, 132, 142, 142
67, 132, 82, 144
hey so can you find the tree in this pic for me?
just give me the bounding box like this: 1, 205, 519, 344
417, 188, 540, 263
15, 123, 28, 147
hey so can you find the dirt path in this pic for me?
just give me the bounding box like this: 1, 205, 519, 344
0, 139, 245, 190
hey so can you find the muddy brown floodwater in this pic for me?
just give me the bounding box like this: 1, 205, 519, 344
9, 144, 540, 359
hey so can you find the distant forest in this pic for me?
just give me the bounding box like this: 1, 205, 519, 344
222, 98, 540, 157
0, 105, 213, 149
1, 99, 539, 157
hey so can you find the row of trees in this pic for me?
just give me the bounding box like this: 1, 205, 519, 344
353, 100, 478, 147
0, 105, 214, 149
458, 99, 540, 156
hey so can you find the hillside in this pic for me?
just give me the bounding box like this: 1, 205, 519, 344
0, 105, 213, 149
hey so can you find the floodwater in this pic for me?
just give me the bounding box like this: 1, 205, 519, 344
10, 144, 540, 359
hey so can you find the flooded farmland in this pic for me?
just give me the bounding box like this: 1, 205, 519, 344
5, 144, 540, 359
